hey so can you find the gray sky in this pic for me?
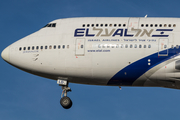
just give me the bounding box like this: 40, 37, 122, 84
1, 0, 180, 120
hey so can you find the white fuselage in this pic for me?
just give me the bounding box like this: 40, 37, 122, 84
2, 17, 180, 89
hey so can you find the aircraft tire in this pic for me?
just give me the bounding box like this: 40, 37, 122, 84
60, 96, 72, 109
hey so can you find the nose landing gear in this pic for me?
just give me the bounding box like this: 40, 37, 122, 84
57, 79, 72, 109
60, 86, 72, 109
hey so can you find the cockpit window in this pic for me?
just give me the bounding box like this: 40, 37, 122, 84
48, 24, 52, 27
43, 23, 56, 28
52, 23, 56, 27
43, 24, 48, 28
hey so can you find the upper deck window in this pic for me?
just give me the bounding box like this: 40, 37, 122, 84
63, 45, 65, 49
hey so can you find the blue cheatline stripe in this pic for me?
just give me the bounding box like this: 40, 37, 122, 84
152, 35, 169, 37
107, 47, 178, 86
156, 29, 173, 31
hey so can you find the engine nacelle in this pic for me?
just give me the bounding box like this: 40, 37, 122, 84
147, 59, 180, 89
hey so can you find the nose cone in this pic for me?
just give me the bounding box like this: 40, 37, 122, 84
1, 46, 10, 62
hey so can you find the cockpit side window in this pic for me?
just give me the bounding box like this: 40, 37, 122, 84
43, 24, 49, 28
43, 23, 56, 28
52, 23, 56, 27
48, 24, 52, 27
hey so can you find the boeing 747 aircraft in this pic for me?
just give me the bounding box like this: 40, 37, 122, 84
2, 17, 180, 109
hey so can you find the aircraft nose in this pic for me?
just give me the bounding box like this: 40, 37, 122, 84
1, 46, 10, 62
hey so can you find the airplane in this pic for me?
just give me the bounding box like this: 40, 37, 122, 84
1, 17, 180, 109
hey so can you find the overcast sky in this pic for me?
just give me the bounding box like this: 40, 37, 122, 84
1, 0, 180, 120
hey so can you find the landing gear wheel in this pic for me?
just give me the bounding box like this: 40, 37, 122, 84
60, 96, 72, 109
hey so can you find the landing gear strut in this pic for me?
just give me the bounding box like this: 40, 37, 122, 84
60, 86, 72, 109
57, 79, 72, 109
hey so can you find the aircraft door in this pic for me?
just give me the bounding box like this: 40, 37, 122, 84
75, 38, 85, 56
128, 18, 139, 31
158, 38, 168, 56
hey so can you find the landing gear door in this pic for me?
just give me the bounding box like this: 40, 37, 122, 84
75, 39, 85, 56
158, 38, 168, 56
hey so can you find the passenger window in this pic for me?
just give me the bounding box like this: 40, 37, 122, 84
87, 24, 90, 27
19, 47, 22, 51
144, 45, 146, 48
23, 47, 26, 50
105, 24, 108, 27
148, 44, 151, 48
134, 44, 137, 48
28, 47, 30, 50
116, 44, 119, 48
58, 45, 61, 49
109, 24, 112, 27
176, 45, 179, 49
63, 45, 65, 49
67, 45, 69, 49
123, 24, 126, 27
81, 45, 83, 48
49, 45, 52, 49
82, 24, 85, 27
150, 24, 153, 27
36, 46, 39, 50
159, 24, 162, 27
98, 44, 101, 48
139, 45, 142, 48
164, 45, 167, 49
32, 46, 34, 50
41, 46, 43, 49
102, 45, 105, 48
96, 24, 99, 27
121, 44, 123, 48
173, 24, 176, 27
164, 24, 167, 27
141, 24, 144, 27
169, 24, 171, 27
107, 45, 110, 48
171, 45, 174, 49
112, 45, 115, 48
125, 44, 128, 48
146, 24, 148, 27
130, 44, 133, 48
119, 24, 121, 27
45, 46, 47, 49
91, 24, 94, 27
155, 24, 158, 27
54, 45, 56, 49
101, 24, 103, 27
114, 24, 117, 27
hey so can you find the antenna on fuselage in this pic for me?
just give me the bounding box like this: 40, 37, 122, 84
144, 15, 148, 18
